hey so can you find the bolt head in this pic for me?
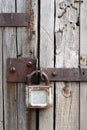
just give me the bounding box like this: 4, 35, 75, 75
27, 61, 32, 67
52, 71, 57, 76
10, 66, 16, 73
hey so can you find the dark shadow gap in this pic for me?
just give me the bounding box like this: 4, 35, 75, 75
54, 0, 56, 130
36, 109, 39, 130
37, 0, 40, 65
15, 0, 19, 130
36, 0, 41, 130
2, 28, 5, 130
79, 1, 81, 130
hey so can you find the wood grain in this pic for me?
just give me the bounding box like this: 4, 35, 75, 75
0, 28, 3, 130
0, 0, 38, 130
1, 0, 87, 130
55, 0, 79, 130
0, 0, 17, 130
39, 0, 54, 130
16, 0, 38, 130
80, 1, 87, 130
16, 0, 32, 129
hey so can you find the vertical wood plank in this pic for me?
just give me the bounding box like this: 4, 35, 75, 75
0, 0, 17, 130
80, 1, 87, 130
0, 29, 3, 130
55, 0, 79, 130
0, 2, 4, 128
3, 29, 17, 130
39, 0, 54, 130
16, 0, 38, 130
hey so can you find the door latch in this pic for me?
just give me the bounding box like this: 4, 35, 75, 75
6, 58, 87, 109
7, 58, 87, 83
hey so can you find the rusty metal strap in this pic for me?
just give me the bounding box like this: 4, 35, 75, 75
42, 68, 87, 82
7, 58, 36, 83
7, 58, 87, 83
0, 13, 30, 27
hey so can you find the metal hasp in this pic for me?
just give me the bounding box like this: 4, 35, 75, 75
7, 58, 36, 83
42, 68, 87, 82
0, 13, 30, 27
7, 58, 87, 82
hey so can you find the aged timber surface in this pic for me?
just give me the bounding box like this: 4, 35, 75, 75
55, 0, 79, 130
80, 0, 87, 130
39, 0, 54, 130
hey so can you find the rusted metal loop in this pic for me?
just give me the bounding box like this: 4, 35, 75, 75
26, 70, 50, 85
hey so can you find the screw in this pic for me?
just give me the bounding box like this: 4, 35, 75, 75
27, 61, 32, 67
52, 71, 57, 76
10, 66, 16, 73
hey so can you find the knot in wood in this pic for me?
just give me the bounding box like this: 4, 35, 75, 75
62, 86, 72, 98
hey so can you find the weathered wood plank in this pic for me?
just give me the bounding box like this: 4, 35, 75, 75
3, 30, 17, 128
39, 0, 54, 130
80, 1, 87, 130
0, 29, 3, 130
3, 29, 17, 129
0, 0, 17, 130
55, 0, 79, 130
17, 0, 38, 130
0, 4, 4, 129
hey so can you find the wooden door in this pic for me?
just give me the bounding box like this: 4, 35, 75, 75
0, 0, 87, 130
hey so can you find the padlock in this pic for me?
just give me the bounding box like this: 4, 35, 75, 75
25, 70, 52, 108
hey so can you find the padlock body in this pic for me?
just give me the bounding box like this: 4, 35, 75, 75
25, 85, 52, 108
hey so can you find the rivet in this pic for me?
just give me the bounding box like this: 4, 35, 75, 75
10, 66, 16, 73
27, 61, 32, 67
52, 71, 57, 76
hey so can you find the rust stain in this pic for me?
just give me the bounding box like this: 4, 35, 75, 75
28, 104, 51, 109
28, 0, 35, 41
7, 83, 16, 93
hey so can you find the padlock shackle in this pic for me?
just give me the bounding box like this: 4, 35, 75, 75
26, 70, 50, 85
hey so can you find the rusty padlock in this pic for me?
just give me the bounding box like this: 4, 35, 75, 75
25, 70, 52, 108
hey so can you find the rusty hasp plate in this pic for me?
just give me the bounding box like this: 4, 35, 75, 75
7, 58, 36, 83
0, 13, 30, 27
42, 68, 87, 82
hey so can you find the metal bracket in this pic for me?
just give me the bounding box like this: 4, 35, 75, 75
7, 58, 36, 83
42, 68, 87, 82
0, 13, 30, 27
7, 58, 87, 83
